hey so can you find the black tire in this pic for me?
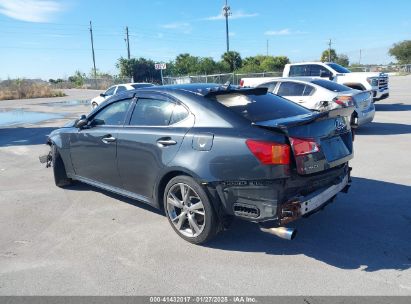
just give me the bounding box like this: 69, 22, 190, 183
52, 144, 72, 187
163, 175, 220, 244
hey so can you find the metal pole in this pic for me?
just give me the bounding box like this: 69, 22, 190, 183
328, 38, 332, 62
126, 26, 131, 59
89, 21, 97, 88
160, 68, 163, 85
223, 0, 231, 53
359, 49, 362, 65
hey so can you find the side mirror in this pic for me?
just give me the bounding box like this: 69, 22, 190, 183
320, 70, 332, 78
75, 115, 88, 129
100, 93, 105, 97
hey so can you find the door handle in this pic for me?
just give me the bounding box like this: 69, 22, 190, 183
157, 138, 177, 147
102, 135, 116, 144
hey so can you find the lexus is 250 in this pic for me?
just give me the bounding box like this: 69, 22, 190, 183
41, 84, 353, 244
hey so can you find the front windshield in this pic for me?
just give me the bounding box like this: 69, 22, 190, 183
327, 63, 351, 73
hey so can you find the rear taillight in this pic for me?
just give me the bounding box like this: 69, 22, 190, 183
289, 137, 320, 156
246, 140, 290, 165
333, 96, 354, 107
239, 79, 244, 87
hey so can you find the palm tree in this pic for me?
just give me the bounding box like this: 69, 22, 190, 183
222, 51, 242, 72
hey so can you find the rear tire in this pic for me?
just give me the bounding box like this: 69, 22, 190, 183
164, 176, 220, 244
52, 145, 72, 188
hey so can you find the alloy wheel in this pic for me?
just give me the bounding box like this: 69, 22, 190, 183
166, 183, 206, 238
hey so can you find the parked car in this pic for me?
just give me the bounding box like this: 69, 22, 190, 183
282, 62, 389, 101
41, 84, 353, 244
90, 83, 154, 109
246, 77, 375, 127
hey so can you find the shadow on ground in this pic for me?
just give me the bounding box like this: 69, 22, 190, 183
66, 182, 164, 216
0, 127, 56, 147
65, 175, 411, 273
356, 122, 411, 135
206, 177, 411, 272
375, 103, 411, 112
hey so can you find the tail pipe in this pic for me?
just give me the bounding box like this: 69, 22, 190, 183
259, 226, 297, 240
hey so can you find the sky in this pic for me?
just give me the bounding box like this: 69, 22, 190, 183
0, 0, 410, 80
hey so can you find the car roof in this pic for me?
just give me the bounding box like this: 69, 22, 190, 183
256, 77, 326, 84
288, 62, 334, 65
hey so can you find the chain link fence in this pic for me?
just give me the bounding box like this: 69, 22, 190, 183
347, 64, 411, 73
50, 77, 132, 90
163, 71, 282, 85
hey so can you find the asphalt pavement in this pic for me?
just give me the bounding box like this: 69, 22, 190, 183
0, 80, 410, 295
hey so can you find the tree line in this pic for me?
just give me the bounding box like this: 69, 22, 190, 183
59, 40, 411, 85
116, 52, 291, 83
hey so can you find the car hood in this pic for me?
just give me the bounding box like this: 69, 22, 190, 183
343, 72, 385, 78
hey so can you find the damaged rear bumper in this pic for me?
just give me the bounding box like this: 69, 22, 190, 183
209, 165, 351, 226
278, 173, 350, 225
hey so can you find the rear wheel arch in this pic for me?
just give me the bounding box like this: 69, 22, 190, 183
155, 170, 193, 211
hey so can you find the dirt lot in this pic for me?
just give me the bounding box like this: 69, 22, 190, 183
0, 79, 410, 295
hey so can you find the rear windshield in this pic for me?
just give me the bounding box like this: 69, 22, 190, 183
326, 63, 351, 73
212, 93, 311, 122
311, 79, 352, 92
131, 83, 154, 89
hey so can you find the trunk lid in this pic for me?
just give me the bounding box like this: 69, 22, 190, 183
352, 91, 373, 111
255, 108, 354, 175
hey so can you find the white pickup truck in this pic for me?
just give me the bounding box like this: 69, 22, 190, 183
281, 62, 389, 101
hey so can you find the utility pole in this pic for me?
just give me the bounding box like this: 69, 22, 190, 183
89, 21, 97, 87
328, 38, 332, 62
359, 49, 362, 65
125, 26, 131, 59
223, 0, 231, 53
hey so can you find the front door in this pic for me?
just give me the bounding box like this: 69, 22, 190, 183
70, 98, 132, 187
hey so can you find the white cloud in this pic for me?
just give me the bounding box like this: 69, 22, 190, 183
0, 0, 64, 22
264, 29, 307, 36
161, 22, 191, 33
204, 11, 259, 21
264, 29, 291, 36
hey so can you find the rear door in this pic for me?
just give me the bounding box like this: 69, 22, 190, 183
116, 93, 194, 199
276, 81, 315, 109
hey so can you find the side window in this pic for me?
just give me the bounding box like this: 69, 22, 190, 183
289, 65, 309, 76
170, 104, 189, 124
309, 65, 330, 76
259, 82, 278, 93
129, 98, 175, 126
91, 99, 131, 126
104, 86, 116, 96
303, 85, 315, 96
116, 86, 127, 93
277, 82, 305, 96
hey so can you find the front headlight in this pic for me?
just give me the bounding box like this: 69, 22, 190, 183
366, 77, 379, 86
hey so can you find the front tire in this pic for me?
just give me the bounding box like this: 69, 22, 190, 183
52, 145, 72, 188
164, 176, 220, 244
